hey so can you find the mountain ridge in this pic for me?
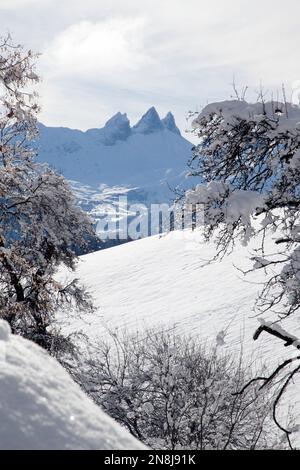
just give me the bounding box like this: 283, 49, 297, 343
37, 107, 192, 188
39, 107, 182, 148
36, 108, 193, 244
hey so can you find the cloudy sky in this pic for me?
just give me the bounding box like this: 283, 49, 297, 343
1, 0, 299, 133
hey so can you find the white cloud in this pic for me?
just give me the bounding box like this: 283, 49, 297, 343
0, 0, 52, 9
43, 18, 153, 81
1, 0, 300, 132
41, 1, 300, 93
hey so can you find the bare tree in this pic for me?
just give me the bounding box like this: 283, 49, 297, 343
0, 35, 94, 356
185, 94, 300, 446
79, 330, 283, 450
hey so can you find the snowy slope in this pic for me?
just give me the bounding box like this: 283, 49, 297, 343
60, 231, 300, 442
63, 230, 300, 363
37, 108, 192, 235
0, 320, 145, 450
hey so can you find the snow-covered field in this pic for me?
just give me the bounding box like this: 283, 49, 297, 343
0, 320, 145, 450
65, 231, 297, 352
61, 230, 300, 444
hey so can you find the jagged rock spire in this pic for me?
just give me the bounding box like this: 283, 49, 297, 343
132, 107, 164, 134
161, 112, 181, 135
101, 112, 131, 145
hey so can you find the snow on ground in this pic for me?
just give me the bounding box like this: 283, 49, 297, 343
0, 320, 145, 450
64, 231, 299, 354
61, 230, 300, 442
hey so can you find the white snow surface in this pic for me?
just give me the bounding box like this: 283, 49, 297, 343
65, 231, 294, 347
61, 231, 300, 442
0, 320, 145, 450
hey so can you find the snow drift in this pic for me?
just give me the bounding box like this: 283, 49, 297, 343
0, 320, 145, 450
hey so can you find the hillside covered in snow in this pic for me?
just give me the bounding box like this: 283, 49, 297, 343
60, 231, 300, 446
63, 231, 297, 350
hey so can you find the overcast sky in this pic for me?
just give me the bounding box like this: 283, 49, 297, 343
1, 0, 299, 134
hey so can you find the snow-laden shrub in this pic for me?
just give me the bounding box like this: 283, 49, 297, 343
81, 330, 283, 450
187, 98, 300, 317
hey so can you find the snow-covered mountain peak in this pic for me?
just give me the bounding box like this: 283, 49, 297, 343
38, 109, 192, 187
84, 107, 182, 144
104, 111, 129, 129
86, 111, 131, 146
132, 106, 164, 134
101, 111, 131, 145
37, 108, 192, 234
161, 111, 181, 135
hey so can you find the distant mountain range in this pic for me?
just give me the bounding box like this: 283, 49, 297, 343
37, 107, 193, 246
